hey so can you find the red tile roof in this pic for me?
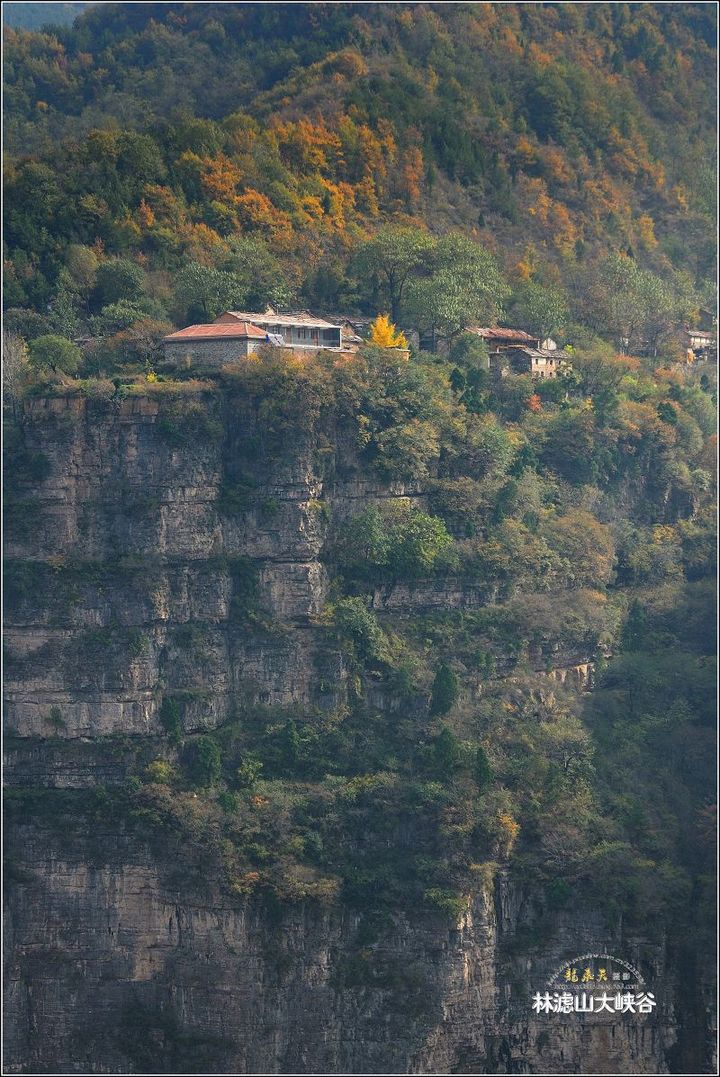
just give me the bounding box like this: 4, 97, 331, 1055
164, 322, 267, 341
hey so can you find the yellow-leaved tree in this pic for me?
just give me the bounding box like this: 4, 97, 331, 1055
368, 313, 408, 349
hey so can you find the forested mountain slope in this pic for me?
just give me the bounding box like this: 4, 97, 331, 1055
4, 2, 716, 335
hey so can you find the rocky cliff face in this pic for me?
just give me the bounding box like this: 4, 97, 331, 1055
3, 391, 708, 1073
4, 842, 677, 1075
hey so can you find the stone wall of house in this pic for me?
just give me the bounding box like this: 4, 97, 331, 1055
163, 338, 257, 366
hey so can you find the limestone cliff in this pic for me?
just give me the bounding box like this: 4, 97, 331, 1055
3, 844, 678, 1074
3, 390, 712, 1074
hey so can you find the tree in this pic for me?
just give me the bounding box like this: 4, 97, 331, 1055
236, 753, 263, 788
173, 263, 244, 322
657, 401, 678, 426
525, 67, 575, 142
431, 725, 462, 779
335, 503, 455, 582
449, 333, 491, 413
449, 332, 490, 368
510, 280, 568, 339
94, 258, 145, 307
354, 225, 435, 323
47, 289, 81, 338
570, 345, 635, 421
384, 504, 455, 578
368, 314, 408, 349
541, 712, 593, 778
28, 335, 81, 375
189, 736, 222, 786
64, 244, 99, 302
277, 720, 301, 768
334, 506, 392, 578
541, 510, 615, 587
91, 298, 164, 335
460, 414, 515, 475
621, 599, 647, 652
541, 408, 600, 485
404, 234, 508, 347
374, 418, 441, 480
332, 596, 388, 665
221, 236, 295, 310
158, 698, 182, 742
101, 317, 173, 369
430, 663, 459, 716
3, 308, 48, 342
584, 254, 692, 356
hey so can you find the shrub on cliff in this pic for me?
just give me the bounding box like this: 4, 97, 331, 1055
158, 698, 182, 743
540, 408, 602, 485
540, 510, 615, 588
156, 397, 223, 446
475, 746, 493, 792
429, 725, 463, 780
429, 663, 458, 717
187, 736, 222, 787
423, 887, 469, 919
334, 348, 452, 480
331, 597, 389, 666
334, 502, 455, 583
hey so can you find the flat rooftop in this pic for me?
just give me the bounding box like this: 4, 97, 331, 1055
218, 311, 342, 330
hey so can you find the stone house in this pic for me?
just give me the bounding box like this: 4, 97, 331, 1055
417, 324, 544, 356
490, 345, 568, 379
163, 320, 269, 365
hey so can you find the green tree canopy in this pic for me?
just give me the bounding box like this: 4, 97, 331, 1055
354, 225, 435, 323
173, 263, 245, 323
475, 746, 493, 791
189, 736, 222, 787
94, 259, 146, 307
584, 254, 696, 355
430, 663, 459, 716
510, 279, 569, 339
335, 503, 455, 582
220, 236, 295, 310
404, 233, 508, 346
28, 334, 81, 374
